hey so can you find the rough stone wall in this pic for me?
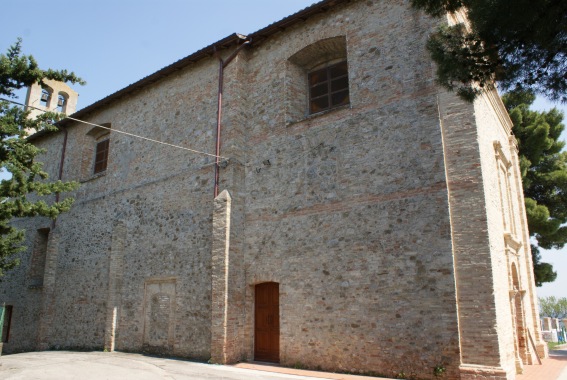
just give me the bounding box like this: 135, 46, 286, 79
104, 221, 125, 351
437, 78, 545, 380
0, 127, 63, 352
437, 86, 504, 373
0, 0, 544, 379
236, 1, 461, 378
2, 56, 220, 358
210, 52, 250, 364
0, 225, 47, 352
60, 59, 220, 359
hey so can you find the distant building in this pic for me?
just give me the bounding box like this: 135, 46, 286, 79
0, 0, 547, 379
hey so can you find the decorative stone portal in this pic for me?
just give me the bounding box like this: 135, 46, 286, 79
254, 282, 280, 363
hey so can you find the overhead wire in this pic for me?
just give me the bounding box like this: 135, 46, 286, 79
1, 96, 342, 177
1, 98, 383, 177
0, 97, 228, 160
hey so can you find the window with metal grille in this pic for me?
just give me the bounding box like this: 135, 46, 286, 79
94, 139, 110, 174
308, 61, 349, 114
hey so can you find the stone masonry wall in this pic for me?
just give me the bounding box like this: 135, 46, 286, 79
63, 55, 221, 358
232, 1, 461, 378
0, 1, 544, 379
1, 1, 461, 377
0, 124, 63, 352
2, 55, 220, 357
437, 87, 504, 374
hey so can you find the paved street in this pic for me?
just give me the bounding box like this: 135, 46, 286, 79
518, 346, 567, 380
4, 349, 567, 380
0, 351, 391, 380
0, 351, 319, 380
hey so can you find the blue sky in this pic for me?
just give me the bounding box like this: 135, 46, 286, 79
2, 0, 566, 297
2, 0, 318, 107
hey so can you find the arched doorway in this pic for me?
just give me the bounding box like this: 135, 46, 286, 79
254, 282, 280, 362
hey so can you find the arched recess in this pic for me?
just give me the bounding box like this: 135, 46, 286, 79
254, 282, 280, 363
56, 92, 69, 113
285, 36, 349, 123
40, 87, 53, 107
510, 262, 529, 371
289, 36, 348, 70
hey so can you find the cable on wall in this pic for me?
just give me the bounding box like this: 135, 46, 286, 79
0, 98, 228, 160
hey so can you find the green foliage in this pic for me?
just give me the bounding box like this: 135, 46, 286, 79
0, 39, 82, 277
396, 371, 407, 379
502, 89, 566, 285
433, 364, 446, 377
426, 23, 499, 101
539, 296, 567, 318
411, 0, 567, 102
532, 245, 557, 286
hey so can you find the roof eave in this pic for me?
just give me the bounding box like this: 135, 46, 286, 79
43, 0, 353, 132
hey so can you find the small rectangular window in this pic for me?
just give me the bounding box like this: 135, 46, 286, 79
308, 61, 349, 114
94, 139, 110, 174
1, 305, 13, 343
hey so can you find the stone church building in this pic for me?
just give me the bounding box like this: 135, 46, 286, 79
0, 0, 547, 379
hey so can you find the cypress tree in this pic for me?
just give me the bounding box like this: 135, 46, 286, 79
0, 39, 83, 277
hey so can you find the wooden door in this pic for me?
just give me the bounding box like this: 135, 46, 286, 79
1, 305, 13, 343
254, 282, 279, 362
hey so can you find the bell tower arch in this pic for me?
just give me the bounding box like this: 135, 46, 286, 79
25, 78, 78, 119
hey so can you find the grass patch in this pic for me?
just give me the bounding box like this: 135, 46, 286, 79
548, 341, 562, 350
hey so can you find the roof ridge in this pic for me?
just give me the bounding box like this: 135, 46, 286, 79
59, 0, 354, 125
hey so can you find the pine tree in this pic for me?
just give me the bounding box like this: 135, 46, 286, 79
411, 0, 567, 102
0, 39, 83, 277
502, 90, 567, 286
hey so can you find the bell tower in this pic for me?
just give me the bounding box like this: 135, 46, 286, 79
25, 79, 78, 119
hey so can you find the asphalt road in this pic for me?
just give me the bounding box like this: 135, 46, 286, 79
6, 349, 567, 380
0, 351, 328, 380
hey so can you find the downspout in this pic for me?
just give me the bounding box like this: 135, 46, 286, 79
213, 37, 251, 198
51, 125, 68, 230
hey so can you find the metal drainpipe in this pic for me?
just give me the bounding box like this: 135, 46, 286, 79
51, 125, 68, 230
213, 38, 251, 198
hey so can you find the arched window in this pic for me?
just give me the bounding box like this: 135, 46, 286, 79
285, 36, 349, 122
56, 92, 69, 113
83, 124, 111, 178
94, 138, 110, 174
